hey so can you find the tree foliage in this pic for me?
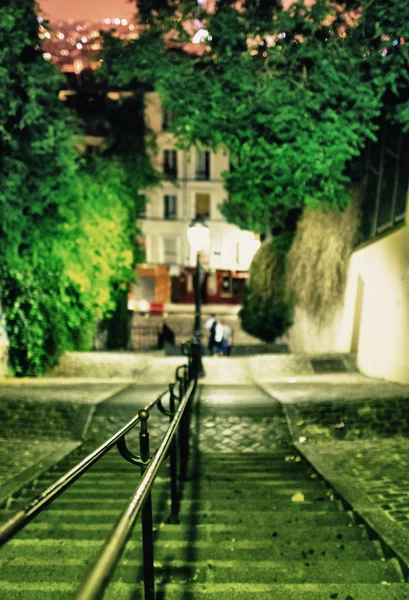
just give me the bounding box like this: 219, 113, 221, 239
239, 234, 294, 342
100, 0, 409, 233
0, 1, 154, 375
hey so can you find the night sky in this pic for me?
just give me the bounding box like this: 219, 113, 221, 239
40, 0, 136, 20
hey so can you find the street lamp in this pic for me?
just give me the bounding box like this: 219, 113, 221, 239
187, 218, 210, 377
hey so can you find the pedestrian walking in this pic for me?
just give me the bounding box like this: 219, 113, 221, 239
204, 313, 217, 355
213, 319, 224, 356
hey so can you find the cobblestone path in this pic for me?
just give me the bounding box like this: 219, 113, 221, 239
303, 439, 409, 527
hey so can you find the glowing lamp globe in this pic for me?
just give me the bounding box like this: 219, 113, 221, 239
187, 219, 210, 252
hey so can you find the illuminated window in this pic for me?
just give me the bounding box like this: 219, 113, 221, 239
164, 194, 177, 219
196, 151, 210, 180
195, 193, 210, 219
163, 150, 177, 178
162, 237, 179, 264
360, 119, 409, 243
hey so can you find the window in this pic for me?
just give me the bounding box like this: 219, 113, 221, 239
163, 150, 177, 178
195, 193, 210, 219
164, 194, 177, 220
162, 237, 178, 264
162, 108, 174, 130
196, 150, 210, 180
360, 119, 409, 243
138, 194, 147, 218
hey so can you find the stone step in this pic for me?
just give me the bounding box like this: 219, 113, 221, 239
31, 478, 329, 497
0, 508, 352, 527
22, 474, 329, 492
1, 582, 407, 600
106, 582, 409, 600
2, 537, 382, 562
14, 522, 368, 542
45, 467, 318, 481
0, 557, 403, 585
1, 496, 342, 514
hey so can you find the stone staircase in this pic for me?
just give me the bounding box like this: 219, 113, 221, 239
0, 447, 407, 599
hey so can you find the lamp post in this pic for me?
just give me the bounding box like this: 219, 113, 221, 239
187, 218, 210, 378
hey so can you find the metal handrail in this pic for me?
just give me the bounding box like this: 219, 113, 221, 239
0, 385, 170, 545
75, 378, 196, 600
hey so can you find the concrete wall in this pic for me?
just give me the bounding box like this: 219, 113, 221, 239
288, 214, 409, 384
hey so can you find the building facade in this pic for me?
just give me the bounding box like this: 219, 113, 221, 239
132, 93, 260, 307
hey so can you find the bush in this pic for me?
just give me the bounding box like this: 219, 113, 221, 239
0, 263, 70, 376
239, 234, 294, 342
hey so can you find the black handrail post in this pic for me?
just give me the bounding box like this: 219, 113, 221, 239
191, 336, 202, 380
187, 345, 193, 381
179, 371, 185, 399
168, 383, 179, 524
139, 409, 154, 600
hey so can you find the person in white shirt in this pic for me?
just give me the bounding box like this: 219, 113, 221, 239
213, 320, 224, 356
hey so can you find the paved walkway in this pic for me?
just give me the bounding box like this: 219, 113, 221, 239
1, 352, 409, 560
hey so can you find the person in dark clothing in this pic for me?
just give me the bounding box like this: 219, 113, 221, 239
204, 313, 217, 355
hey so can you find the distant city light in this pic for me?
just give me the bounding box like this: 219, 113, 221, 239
43, 52, 51, 60
44, 32, 51, 39
57, 32, 65, 40
81, 36, 87, 43
76, 25, 83, 31
37, 16, 43, 23
197, 0, 206, 4
129, 24, 135, 31
121, 19, 128, 26
76, 42, 83, 49
104, 18, 111, 25
113, 18, 121, 25
60, 49, 69, 56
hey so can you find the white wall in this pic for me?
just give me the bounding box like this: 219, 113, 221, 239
288, 218, 409, 384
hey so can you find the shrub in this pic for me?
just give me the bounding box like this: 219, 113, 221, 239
239, 233, 294, 342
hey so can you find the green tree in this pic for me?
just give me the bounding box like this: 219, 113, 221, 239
0, 2, 155, 375
100, 0, 409, 232
0, 0, 79, 375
